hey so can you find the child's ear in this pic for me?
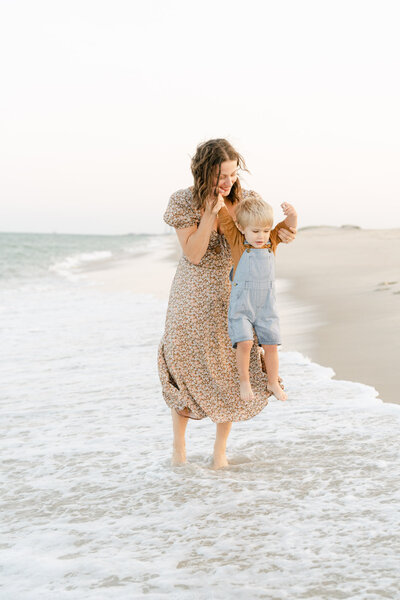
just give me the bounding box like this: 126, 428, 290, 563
236, 222, 244, 234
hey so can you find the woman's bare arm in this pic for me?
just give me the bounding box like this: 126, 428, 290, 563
277, 226, 297, 243
278, 203, 298, 242
175, 194, 225, 265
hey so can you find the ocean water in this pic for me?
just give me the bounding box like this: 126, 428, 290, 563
1, 233, 400, 600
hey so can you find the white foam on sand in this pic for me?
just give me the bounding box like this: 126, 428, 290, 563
1, 282, 400, 599
49, 250, 114, 281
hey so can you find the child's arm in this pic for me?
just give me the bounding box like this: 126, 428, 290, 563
217, 205, 242, 248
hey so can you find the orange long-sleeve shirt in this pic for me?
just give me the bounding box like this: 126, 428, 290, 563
217, 205, 290, 278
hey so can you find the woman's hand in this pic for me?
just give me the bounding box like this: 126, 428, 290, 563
278, 226, 297, 243
204, 190, 225, 216
279, 202, 297, 243
281, 202, 297, 218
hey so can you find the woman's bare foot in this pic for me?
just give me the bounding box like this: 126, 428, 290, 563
213, 421, 232, 469
172, 445, 186, 466
213, 447, 228, 469
267, 381, 287, 401
240, 381, 254, 401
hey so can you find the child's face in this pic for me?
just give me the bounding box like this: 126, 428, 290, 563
239, 223, 271, 248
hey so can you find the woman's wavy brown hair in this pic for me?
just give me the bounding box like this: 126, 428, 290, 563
191, 138, 249, 210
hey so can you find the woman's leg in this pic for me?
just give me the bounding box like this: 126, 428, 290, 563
171, 408, 189, 465
213, 421, 232, 469
262, 344, 287, 401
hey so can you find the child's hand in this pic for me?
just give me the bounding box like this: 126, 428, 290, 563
281, 202, 297, 218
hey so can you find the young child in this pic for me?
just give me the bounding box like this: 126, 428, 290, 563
217, 194, 297, 402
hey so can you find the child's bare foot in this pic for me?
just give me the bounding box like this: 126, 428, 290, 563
267, 381, 287, 401
172, 445, 186, 466
240, 381, 254, 401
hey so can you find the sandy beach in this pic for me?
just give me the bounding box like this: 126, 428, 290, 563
277, 226, 400, 405
88, 226, 400, 405
2, 230, 400, 598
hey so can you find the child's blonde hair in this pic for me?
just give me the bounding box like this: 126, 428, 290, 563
235, 193, 273, 229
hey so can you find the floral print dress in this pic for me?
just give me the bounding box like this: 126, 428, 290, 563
157, 186, 274, 423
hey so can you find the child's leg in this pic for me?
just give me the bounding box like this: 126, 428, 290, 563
262, 345, 287, 401
236, 340, 254, 401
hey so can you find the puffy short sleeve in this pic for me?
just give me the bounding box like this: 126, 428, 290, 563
163, 188, 200, 229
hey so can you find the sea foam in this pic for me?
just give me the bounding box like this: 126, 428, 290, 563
49, 250, 114, 280
1, 275, 399, 599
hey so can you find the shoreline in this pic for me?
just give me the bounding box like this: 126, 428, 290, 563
83, 236, 179, 298
84, 226, 399, 405
277, 226, 400, 405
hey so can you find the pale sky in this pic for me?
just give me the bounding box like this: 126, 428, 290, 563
1, 0, 399, 234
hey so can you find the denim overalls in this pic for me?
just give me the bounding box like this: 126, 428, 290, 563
228, 241, 281, 349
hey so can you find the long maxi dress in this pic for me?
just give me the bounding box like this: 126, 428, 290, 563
157, 186, 280, 423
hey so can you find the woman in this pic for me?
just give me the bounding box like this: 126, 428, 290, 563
157, 139, 296, 469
